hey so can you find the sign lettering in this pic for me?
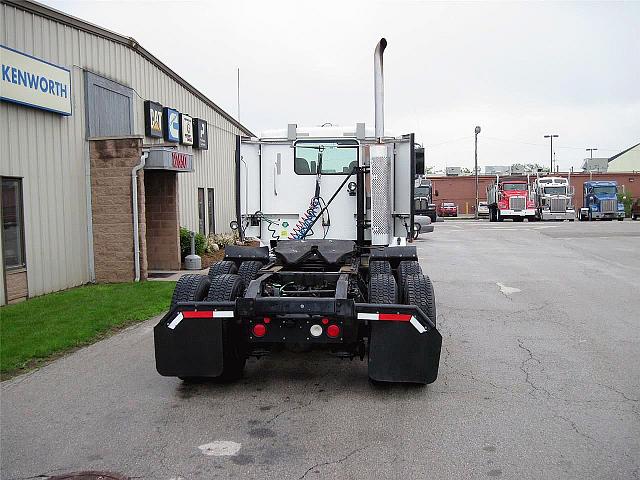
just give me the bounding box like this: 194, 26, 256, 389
180, 113, 193, 145
172, 152, 189, 169
1, 45, 72, 115
144, 100, 163, 138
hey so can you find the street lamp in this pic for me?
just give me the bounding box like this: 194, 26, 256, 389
586, 148, 598, 160
475, 126, 481, 219
544, 134, 559, 172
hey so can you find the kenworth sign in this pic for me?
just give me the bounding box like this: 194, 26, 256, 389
0, 45, 72, 116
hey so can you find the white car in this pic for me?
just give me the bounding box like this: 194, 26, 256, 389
478, 201, 489, 218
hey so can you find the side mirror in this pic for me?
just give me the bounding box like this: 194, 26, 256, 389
415, 148, 425, 176
435, 190, 439, 197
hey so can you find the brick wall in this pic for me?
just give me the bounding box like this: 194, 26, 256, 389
5, 269, 28, 303
89, 137, 147, 283
427, 172, 640, 214
144, 170, 181, 270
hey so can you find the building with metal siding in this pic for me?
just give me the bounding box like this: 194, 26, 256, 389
0, 0, 252, 304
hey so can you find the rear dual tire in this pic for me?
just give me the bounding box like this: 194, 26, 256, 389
171, 272, 246, 383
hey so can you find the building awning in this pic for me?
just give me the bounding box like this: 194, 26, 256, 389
145, 147, 193, 172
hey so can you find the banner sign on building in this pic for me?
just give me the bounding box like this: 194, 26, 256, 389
145, 147, 194, 172
163, 107, 180, 142
144, 100, 163, 138
193, 118, 208, 150
1, 45, 72, 115
180, 113, 193, 146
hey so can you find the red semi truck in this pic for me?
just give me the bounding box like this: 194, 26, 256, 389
486, 176, 536, 222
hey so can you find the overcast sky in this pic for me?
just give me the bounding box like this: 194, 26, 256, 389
45, 0, 640, 171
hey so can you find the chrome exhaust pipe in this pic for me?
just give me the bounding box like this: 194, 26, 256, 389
374, 38, 387, 140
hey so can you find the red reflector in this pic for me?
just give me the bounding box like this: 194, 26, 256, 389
183, 311, 213, 319
379, 313, 412, 321
253, 323, 267, 337
326, 324, 340, 338
263, 317, 271, 324
321, 317, 329, 325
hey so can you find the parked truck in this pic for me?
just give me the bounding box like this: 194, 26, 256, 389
487, 175, 536, 222
532, 176, 575, 221
578, 180, 625, 221
414, 176, 437, 222
153, 39, 441, 385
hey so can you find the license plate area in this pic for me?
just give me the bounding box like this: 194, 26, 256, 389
248, 315, 345, 343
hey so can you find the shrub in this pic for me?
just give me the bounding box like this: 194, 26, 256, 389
617, 193, 634, 217
179, 227, 206, 259
212, 233, 236, 248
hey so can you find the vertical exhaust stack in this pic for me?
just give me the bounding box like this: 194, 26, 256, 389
374, 38, 387, 140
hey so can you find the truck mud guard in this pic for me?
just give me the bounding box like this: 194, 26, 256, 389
154, 301, 235, 378
357, 303, 441, 384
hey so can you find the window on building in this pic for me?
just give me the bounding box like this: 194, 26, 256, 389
1, 177, 26, 269
84, 71, 135, 138
207, 188, 215, 234
198, 188, 205, 235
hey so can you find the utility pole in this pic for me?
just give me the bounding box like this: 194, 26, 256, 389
544, 134, 558, 172
474, 126, 481, 219
237, 67, 240, 121
586, 147, 598, 160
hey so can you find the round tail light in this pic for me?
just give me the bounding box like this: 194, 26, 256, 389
252, 323, 266, 337
309, 324, 323, 337
326, 324, 340, 338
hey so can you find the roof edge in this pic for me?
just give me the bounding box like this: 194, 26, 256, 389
608, 142, 640, 162
2, 0, 254, 136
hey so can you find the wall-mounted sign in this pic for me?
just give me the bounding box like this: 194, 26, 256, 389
144, 100, 163, 138
163, 107, 180, 142
193, 118, 208, 150
145, 147, 194, 172
1, 45, 72, 115
180, 113, 193, 146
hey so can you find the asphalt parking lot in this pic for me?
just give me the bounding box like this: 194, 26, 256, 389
2, 220, 639, 480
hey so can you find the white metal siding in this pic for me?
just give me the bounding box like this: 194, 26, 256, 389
0, 4, 245, 300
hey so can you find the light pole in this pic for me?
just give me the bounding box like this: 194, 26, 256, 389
544, 134, 558, 172
586, 148, 598, 160
474, 126, 481, 219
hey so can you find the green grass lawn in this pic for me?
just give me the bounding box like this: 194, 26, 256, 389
0, 281, 175, 377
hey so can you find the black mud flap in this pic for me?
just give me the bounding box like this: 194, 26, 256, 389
359, 304, 442, 384
154, 304, 230, 377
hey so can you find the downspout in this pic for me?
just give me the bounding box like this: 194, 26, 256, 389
374, 38, 387, 140
132, 150, 148, 282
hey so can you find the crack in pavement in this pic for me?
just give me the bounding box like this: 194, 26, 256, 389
266, 400, 313, 424
517, 339, 554, 399
596, 382, 639, 403
553, 414, 596, 443
298, 446, 369, 479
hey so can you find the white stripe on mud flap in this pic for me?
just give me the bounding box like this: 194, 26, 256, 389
358, 313, 379, 321
410, 317, 426, 334
211, 311, 234, 318
168, 312, 184, 330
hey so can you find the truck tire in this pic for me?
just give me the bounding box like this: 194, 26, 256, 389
208, 260, 237, 279
397, 260, 422, 293
170, 274, 211, 309
238, 261, 263, 293
206, 274, 246, 381
368, 274, 398, 304
497, 210, 504, 222
403, 274, 436, 327
369, 260, 392, 276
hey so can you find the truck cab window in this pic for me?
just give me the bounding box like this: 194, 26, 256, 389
294, 140, 358, 175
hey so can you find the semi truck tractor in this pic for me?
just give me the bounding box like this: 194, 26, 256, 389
578, 180, 625, 221
414, 176, 437, 222
487, 175, 536, 222
153, 39, 441, 385
532, 176, 575, 221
